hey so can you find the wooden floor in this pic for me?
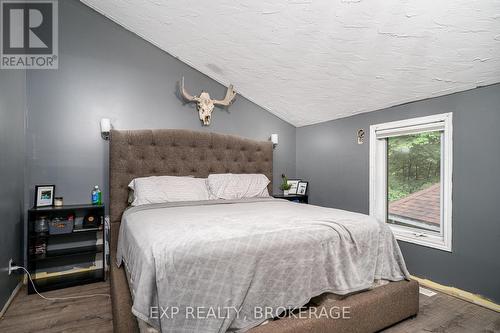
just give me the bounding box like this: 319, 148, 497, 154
0, 282, 112, 333
383, 289, 500, 333
0, 281, 499, 333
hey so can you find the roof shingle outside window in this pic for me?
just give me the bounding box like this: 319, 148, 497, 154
389, 183, 440, 225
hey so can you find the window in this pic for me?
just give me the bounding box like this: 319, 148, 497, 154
370, 113, 453, 251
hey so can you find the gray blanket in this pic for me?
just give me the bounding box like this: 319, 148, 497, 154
117, 198, 409, 333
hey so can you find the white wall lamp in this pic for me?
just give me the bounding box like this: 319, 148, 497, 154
270, 134, 279, 148
100, 118, 112, 140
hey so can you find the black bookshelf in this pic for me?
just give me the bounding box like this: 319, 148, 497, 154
27, 204, 105, 294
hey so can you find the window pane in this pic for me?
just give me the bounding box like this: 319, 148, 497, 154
387, 132, 441, 233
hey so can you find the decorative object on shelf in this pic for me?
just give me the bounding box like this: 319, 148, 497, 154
34, 185, 55, 207
357, 129, 365, 144
83, 212, 101, 229
91, 185, 102, 205
100, 118, 112, 140
34, 216, 49, 234
180, 76, 237, 126
74, 216, 84, 229
33, 239, 47, 255
54, 197, 64, 207
280, 174, 292, 196
48, 214, 74, 235
286, 179, 301, 195
297, 181, 308, 196
270, 134, 279, 148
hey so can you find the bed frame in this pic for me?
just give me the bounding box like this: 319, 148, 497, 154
109, 129, 419, 333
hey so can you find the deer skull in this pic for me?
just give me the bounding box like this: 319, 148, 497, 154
196, 91, 215, 126
180, 77, 237, 126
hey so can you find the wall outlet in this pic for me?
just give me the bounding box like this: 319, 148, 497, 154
8, 259, 14, 275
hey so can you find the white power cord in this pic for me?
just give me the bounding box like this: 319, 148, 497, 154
12, 265, 110, 301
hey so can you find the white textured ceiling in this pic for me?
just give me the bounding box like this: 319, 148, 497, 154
80, 0, 500, 127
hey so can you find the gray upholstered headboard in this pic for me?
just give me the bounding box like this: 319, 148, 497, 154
109, 129, 273, 227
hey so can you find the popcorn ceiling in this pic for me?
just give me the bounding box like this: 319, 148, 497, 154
80, 0, 500, 126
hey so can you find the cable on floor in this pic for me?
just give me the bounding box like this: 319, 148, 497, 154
13, 266, 110, 301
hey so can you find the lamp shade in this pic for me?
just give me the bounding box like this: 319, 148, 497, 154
271, 134, 279, 146
100, 118, 111, 133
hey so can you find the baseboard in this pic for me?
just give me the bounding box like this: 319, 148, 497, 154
411, 275, 500, 313
0, 281, 22, 319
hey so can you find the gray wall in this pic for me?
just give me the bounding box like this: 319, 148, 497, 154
26, 0, 296, 212
296, 83, 500, 303
0, 70, 25, 310
21, 0, 500, 305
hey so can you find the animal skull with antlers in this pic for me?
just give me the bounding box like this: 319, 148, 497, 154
180, 77, 237, 126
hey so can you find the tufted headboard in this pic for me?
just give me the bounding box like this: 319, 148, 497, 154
109, 129, 273, 229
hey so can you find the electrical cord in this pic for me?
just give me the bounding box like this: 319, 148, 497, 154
12, 265, 110, 301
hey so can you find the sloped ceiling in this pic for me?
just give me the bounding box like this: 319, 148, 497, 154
80, 0, 500, 127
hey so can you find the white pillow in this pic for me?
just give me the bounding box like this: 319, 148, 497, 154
128, 176, 210, 206
207, 174, 271, 200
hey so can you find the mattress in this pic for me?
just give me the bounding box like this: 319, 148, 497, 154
117, 198, 409, 333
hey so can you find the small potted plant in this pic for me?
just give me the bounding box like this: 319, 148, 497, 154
280, 174, 292, 196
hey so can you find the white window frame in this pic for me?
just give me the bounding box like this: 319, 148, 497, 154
369, 113, 453, 252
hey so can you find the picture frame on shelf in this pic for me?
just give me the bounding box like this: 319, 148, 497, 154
34, 185, 55, 207
297, 181, 308, 196
286, 179, 301, 195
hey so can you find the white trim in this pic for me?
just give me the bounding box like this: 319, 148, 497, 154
375, 121, 444, 139
388, 214, 441, 233
370, 112, 453, 252
411, 275, 500, 312
370, 113, 452, 133
0, 281, 22, 319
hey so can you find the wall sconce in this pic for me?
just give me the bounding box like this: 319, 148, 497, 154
270, 134, 279, 148
100, 118, 111, 140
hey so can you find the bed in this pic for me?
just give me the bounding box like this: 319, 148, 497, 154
109, 129, 419, 333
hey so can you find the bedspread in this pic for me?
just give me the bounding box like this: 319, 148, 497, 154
117, 198, 409, 333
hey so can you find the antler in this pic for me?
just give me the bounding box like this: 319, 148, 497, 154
213, 84, 237, 106
180, 77, 200, 102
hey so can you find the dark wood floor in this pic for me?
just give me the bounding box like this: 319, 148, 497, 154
0, 281, 498, 333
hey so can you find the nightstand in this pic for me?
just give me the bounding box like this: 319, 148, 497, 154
273, 194, 309, 204
27, 204, 105, 294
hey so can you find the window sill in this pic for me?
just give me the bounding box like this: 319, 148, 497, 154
389, 225, 452, 252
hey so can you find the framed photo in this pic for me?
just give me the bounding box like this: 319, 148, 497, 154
297, 181, 308, 196
287, 179, 301, 195
35, 185, 55, 207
